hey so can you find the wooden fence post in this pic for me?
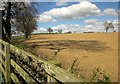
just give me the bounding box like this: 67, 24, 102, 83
0, 43, 3, 84
47, 74, 57, 83
5, 43, 11, 83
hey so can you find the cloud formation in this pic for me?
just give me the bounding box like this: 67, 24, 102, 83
85, 19, 99, 24
85, 25, 94, 29
51, 24, 83, 33
103, 8, 117, 16
34, 19, 119, 34
36, 14, 57, 22
44, 1, 102, 20
112, 20, 119, 31
33, 27, 47, 33
84, 19, 119, 32
34, 24, 84, 33
35, 1, 118, 33
37, 1, 119, 22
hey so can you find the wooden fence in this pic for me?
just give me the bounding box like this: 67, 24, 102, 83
0, 39, 84, 83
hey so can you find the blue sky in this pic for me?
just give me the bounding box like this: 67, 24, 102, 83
34, 1, 119, 33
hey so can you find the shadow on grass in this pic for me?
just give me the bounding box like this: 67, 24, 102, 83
29, 37, 49, 40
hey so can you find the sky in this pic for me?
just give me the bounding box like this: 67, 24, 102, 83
33, 1, 119, 33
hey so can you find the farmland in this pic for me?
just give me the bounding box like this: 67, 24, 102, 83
22, 32, 118, 82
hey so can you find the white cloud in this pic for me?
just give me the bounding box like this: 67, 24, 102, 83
85, 19, 99, 24
37, 14, 57, 22
112, 20, 120, 32
33, 19, 119, 33
113, 20, 120, 25
84, 19, 105, 32
42, 1, 102, 20
33, 24, 84, 33
85, 25, 94, 29
84, 19, 119, 32
51, 24, 83, 33
103, 8, 117, 16
33, 27, 47, 33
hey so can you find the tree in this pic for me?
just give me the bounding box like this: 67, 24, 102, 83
47, 28, 53, 33
2, 2, 12, 43
66, 31, 72, 34
2, 2, 38, 42
74, 31, 76, 33
58, 29, 62, 34
13, 2, 38, 39
104, 21, 114, 33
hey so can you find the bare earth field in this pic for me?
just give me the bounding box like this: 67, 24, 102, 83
24, 32, 118, 82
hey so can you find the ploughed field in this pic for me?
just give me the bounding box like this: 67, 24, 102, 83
24, 32, 118, 82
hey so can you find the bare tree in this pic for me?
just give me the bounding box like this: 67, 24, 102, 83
104, 21, 114, 33
47, 28, 53, 33
58, 29, 62, 34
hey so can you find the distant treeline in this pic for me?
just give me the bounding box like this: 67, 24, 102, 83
32, 33, 58, 35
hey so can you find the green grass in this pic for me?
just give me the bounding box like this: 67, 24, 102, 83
90, 68, 110, 83
11, 36, 37, 56
11, 35, 25, 44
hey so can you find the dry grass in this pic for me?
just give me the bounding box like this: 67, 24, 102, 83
23, 32, 118, 82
